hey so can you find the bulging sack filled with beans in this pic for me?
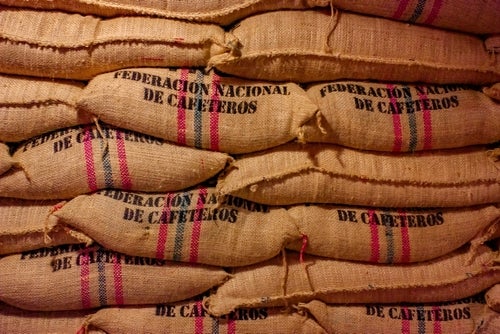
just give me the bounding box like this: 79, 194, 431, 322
0, 244, 229, 311
0, 74, 91, 142
0, 7, 227, 80
0, 198, 92, 255
0, 302, 105, 334
83, 295, 326, 334
303, 81, 500, 152
300, 294, 499, 334
217, 142, 500, 207
286, 204, 500, 263
54, 187, 299, 267
0, 124, 230, 200
209, 10, 500, 84
0, 143, 12, 175
78, 67, 317, 154
205, 245, 500, 316
320, 0, 500, 35
0, 0, 329, 25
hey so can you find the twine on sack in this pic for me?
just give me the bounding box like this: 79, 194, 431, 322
315, 111, 328, 135
280, 247, 290, 310
323, 2, 340, 53
299, 234, 314, 293
92, 116, 109, 149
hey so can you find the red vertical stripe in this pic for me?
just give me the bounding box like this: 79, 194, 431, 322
433, 306, 442, 334
156, 193, 174, 259
112, 254, 124, 305
393, 0, 411, 19
399, 210, 411, 263
177, 69, 189, 145
189, 187, 207, 263
401, 306, 411, 334
83, 127, 98, 191
115, 130, 132, 190
368, 209, 380, 262
194, 300, 204, 334
387, 84, 403, 152
423, 0, 443, 24
209, 73, 221, 151
416, 88, 433, 150
79, 250, 92, 309
227, 318, 236, 334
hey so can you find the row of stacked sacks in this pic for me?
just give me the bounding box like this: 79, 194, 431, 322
0, 1, 499, 333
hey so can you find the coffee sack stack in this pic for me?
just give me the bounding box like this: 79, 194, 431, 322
0, 1, 328, 333
204, 3, 500, 334
0, 1, 499, 334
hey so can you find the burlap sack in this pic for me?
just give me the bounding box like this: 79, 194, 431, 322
209, 10, 500, 84
0, 244, 229, 311
54, 187, 299, 267
84, 295, 325, 334
484, 83, 500, 102
0, 198, 93, 255
0, 124, 230, 200
486, 284, 500, 313
217, 142, 500, 207
486, 35, 500, 54
304, 81, 500, 151
286, 204, 500, 263
323, 0, 500, 35
0, 143, 12, 175
300, 294, 499, 334
0, 7, 226, 80
0, 74, 92, 142
0, 302, 105, 334
78, 67, 317, 153
0, 0, 329, 25
205, 245, 500, 316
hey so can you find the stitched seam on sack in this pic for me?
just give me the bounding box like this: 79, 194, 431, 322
214, 51, 499, 73
220, 165, 500, 194
79, 0, 264, 21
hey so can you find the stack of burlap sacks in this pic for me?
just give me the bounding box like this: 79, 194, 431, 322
0, 1, 499, 333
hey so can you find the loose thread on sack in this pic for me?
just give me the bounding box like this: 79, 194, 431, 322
316, 111, 327, 135
299, 234, 314, 292
324, 1, 340, 53
92, 116, 110, 152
